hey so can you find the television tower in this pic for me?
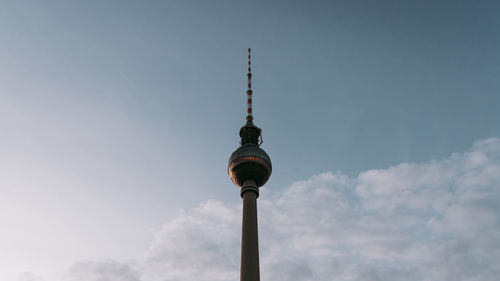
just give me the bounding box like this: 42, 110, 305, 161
228, 48, 272, 281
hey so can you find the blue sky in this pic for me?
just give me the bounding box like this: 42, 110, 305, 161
1, 0, 500, 280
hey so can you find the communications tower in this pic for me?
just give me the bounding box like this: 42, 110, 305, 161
228, 49, 272, 281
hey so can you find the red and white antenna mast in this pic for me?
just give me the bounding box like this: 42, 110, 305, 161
246, 48, 253, 123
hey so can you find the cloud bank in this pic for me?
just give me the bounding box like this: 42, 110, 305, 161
44, 138, 500, 281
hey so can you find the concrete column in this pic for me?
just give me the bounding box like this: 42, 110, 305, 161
240, 180, 260, 281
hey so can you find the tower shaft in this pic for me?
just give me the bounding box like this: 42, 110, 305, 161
229, 49, 271, 281
240, 180, 260, 281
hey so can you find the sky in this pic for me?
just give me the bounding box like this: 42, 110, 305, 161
1, 0, 499, 280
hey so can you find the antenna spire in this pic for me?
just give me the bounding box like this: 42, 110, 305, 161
246, 48, 253, 123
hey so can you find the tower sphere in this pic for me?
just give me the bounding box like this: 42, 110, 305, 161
228, 143, 272, 188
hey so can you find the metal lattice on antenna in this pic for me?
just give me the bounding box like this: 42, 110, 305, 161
246, 48, 253, 123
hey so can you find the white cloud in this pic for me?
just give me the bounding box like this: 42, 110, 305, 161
142, 200, 241, 281
62, 261, 140, 281
17, 272, 45, 281
33, 138, 500, 281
